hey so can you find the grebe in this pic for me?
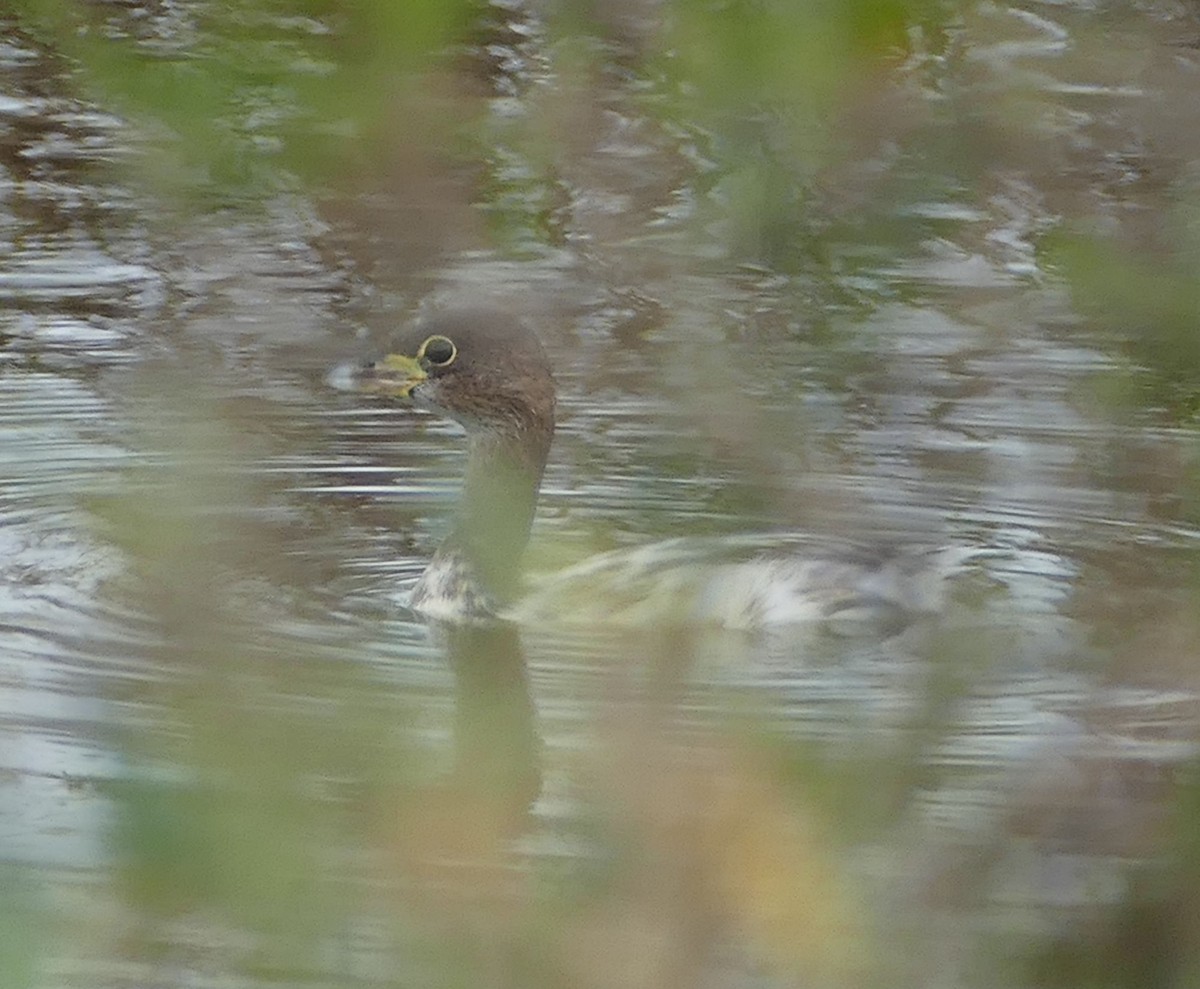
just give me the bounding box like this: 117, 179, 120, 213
345, 308, 972, 629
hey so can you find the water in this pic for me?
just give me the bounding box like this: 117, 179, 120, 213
2, 2, 1200, 986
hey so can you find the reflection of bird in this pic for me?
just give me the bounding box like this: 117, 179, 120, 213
343, 307, 974, 628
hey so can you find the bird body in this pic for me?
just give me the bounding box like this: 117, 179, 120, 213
511, 535, 976, 634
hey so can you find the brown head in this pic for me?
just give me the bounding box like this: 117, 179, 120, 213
358, 308, 556, 459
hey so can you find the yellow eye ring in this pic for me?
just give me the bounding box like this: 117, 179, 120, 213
418, 334, 457, 368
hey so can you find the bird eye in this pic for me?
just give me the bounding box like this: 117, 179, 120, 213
419, 335, 457, 367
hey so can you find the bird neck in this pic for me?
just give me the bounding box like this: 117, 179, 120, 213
441, 427, 550, 606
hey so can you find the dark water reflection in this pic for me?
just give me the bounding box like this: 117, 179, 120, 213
2, 1, 1200, 986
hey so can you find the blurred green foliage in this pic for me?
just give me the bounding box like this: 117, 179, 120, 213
82, 384, 431, 968
10, 0, 483, 199
7, 0, 944, 240
0, 866, 40, 989
1045, 230, 1200, 423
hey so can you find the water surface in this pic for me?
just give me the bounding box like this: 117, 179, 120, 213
2, 2, 1200, 986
